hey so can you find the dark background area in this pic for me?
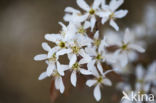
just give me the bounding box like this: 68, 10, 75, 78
0, 0, 155, 103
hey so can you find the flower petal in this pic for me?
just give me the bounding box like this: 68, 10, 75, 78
55, 77, 60, 90
71, 71, 77, 87
93, 84, 101, 101
97, 62, 104, 75
102, 78, 112, 86
90, 16, 96, 32
76, 0, 90, 11
93, 0, 101, 9
129, 44, 145, 53
114, 10, 128, 18
94, 31, 99, 40
34, 54, 47, 61
45, 34, 61, 43
110, 19, 119, 31
83, 21, 90, 29
56, 48, 72, 57
59, 77, 65, 94
64, 7, 80, 14
69, 54, 77, 68
57, 61, 65, 76
80, 68, 92, 75
109, 0, 124, 11
42, 42, 51, 52
38, 72, 48, 80
46, 63, 55, 76
86, 79, 96, 87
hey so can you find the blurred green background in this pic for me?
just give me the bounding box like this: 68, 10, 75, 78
0, 0, 155, 103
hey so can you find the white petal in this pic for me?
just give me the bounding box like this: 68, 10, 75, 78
64, 7, 80, 14
38, 72, 48, 80
59, 77, 65, 94
48, 46, 60, 58
123, 28, 131, 44
34, 54, 47, 61
114, 10, 128, 18
42, 42, 51, 52
103, 70, 113, 76
94, 31, 99, 40
46, 63, 55, 76
110, 19, 119, 31
59, 22, 67, 32
80, 69, 92, 75
93, 0, 101, 9
97, 62, 104, 75
85, 47, 96, 56
56, 48, 72, 57
129, 44, 145, 53
93, 84, 101, 101
136, 65, 144, 79
76, 14, 88, 22
45, 34, 61, 43
57, 61, 64, 76
120, 53, 128, 67
87, 60, 99, 77
55, 77, 60, 90
90, 16, 96, 32
69, 54, 77, 68
86, 79, 96, 87
109, 0, 124, 11
63, 14, 72, 22
83, 21, 90, 29
102, 78, 112, 86
76, 0, 90, 11
101, 17, 109, 24
79, 57, 91, 64
71, 71, 77, 87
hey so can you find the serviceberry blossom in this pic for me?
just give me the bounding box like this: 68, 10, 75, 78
86, 61, 113, 101
98, 0, 128, 31
39, 68, 65, 94
33, 0, 155, 102
117, 60, 156, 103
114, 29, 145, 67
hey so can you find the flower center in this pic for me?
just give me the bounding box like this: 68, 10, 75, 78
72, 62, 79, 70
97, 76, 103, 83
94, 39, 101, 46
89, 9, 95, 15
48, 54, 56, 62
60, 31, 66, 36
109, 12, 115, 19
52, 70, 60, 77
78, 27, 86, 34
96, 54, 103, 60
72, 46, 80, 54
59, 41, 66, 48
121, 44, 128, 50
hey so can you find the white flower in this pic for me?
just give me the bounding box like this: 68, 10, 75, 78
86, 61, 112, 101
76, 0, 102, 31
56, 36, 92, 66
114, 29, 145, 67
64, 7, 88, 24
38, 68, 67, 94
34, 42, 58, 76
99, 0, 128, 31
85, 31, 112, 72
145, 61, 156, 85
135, 65, 151, 93
67, 58, 92, 87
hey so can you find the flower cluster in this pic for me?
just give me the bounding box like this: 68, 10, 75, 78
34, 0, 147, 102
117, 61, 156, 103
